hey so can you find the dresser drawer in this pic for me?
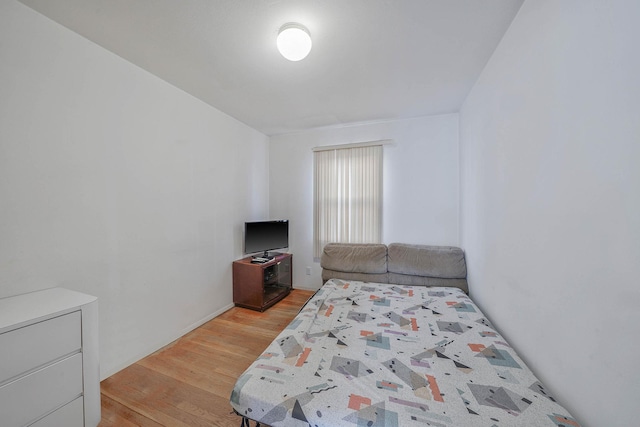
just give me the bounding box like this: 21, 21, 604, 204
0, 352, 83, 427
30, 396, 84, 427
0, 311, 81, 384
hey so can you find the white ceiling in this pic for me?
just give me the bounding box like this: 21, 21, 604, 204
19, 0, 524, 136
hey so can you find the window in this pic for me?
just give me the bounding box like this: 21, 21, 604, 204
313, 144, 383, 258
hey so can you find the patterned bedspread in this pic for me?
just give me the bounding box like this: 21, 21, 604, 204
230, 279, 580, 426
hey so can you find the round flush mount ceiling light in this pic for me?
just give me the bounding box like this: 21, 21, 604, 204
277, 23, 312, 61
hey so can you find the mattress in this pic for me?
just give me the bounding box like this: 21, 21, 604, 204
230, 279, 580, 426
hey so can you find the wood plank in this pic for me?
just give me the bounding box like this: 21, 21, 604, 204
102, 364, 236, 427
100, 394, 163, 427
99, 289, 315, 426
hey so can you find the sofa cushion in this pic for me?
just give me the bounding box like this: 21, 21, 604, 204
320, 243, 388, 274
387, 273, 468, 293
387, 243, 467, 279
322, 269, 389, 284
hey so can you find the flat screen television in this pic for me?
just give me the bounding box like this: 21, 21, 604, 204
244, 220, 289, 258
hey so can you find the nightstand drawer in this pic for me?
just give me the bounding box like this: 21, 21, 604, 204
0, 353, 83, 427
0, 310, 81, 384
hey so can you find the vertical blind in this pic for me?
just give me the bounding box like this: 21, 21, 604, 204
313, 145, 382, 258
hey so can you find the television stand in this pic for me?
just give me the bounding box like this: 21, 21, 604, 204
233, 253, 292, 311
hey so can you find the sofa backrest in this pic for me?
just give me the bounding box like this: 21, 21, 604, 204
387, 243, 468, 293
320, 242, 468, 293
320, 243, 388, 283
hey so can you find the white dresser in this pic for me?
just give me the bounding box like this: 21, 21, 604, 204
0, 288, 100, 427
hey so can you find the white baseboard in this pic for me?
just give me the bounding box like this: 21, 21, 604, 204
293, 285, 320, 291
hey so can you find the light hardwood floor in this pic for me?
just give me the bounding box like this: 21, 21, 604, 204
99, 289, 315, 427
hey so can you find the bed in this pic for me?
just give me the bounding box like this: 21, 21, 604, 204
230, 243, 580, 426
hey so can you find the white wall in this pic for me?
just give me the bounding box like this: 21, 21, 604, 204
459, 1, 640, 426
0, 1, 269, 378
269, 114, 459, 289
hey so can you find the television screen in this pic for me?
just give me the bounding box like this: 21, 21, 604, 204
244, 220, 289, 256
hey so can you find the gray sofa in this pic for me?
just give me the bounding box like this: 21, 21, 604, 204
320, 242, 468, 293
